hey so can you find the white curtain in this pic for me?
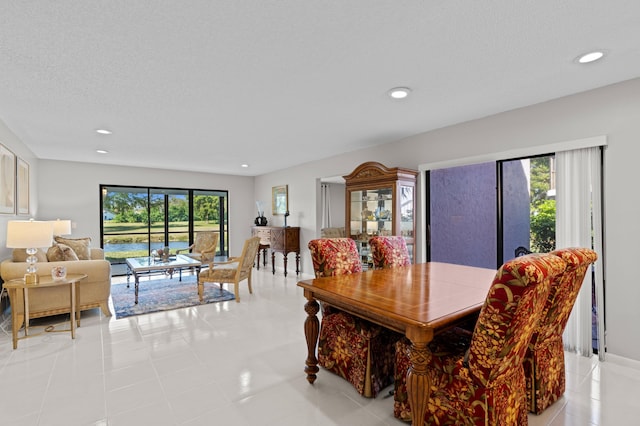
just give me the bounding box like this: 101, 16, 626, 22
321, 183, 332, 229
555, 146, 605, 360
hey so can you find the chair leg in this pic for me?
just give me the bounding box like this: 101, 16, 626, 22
198, 282, 204, 301
247, 275, 253, 295
234, 283, 240, 302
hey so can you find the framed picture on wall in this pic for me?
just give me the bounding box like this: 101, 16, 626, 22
272, 185, 288, 215
0, 144, 16, 214
17, 158, 29, 215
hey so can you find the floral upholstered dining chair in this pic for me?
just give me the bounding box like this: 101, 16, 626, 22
523, 247, 598, 414
393, 252, 566, 425
369, 235, 411, 269
308, 238, 399, 397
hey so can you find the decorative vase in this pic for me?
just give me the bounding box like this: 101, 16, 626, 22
255, 216, 268, 226
51, 266, 67, 281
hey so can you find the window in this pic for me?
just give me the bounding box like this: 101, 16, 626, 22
427, 154, 555, 268
100, 185, 228, 266
426, 150, 605, 355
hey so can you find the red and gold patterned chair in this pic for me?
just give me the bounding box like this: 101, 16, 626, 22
369, 236, 411, 269
308, 238, 399, 397
524, 247, 598, 414
393, 253, 566, 425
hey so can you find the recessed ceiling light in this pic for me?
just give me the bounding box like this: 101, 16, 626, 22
96, 149, 109, 154
241, 164, 249, 168
388, 87, 411, 99
577, 51, 605, 64
96, 129, 112, 135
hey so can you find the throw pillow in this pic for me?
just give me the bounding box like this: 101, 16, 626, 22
54, 236, 91, 260
12, 248, 48, 263
47, 243, 80, 262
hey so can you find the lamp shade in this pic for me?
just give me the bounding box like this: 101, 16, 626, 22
6, 220, 54, 248
51, 219, 72, 236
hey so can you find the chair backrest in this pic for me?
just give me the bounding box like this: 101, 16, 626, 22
369, 236, 411, 269
467, 253, 567, 384
515, 246, 532, 257
308, 238, 362, 277
194, 231, 219, 253
530, 247, 598, 345
237, 236, 261, 279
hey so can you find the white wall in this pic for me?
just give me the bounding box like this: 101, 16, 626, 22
0, 121, 39, 260
37, 160, 255, 256
328, 182, 345, 228
254, 77, 640, 362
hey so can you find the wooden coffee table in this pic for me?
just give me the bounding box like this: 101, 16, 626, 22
125, 254, 202, 304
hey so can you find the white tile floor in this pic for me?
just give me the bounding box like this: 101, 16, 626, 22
0, 267, 639, 425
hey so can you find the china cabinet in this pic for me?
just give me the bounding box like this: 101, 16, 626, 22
344, 162, 417, 267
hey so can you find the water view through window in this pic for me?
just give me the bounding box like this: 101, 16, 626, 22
100, 185, 228, 265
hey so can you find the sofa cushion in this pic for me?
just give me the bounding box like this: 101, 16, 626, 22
54, 236, 91, 260
12, 248, 48, 263
47, 243, 80, 262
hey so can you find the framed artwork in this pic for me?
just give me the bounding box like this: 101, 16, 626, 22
272, 185, 288, 215
0, 144, 16, 214
17, 158, 29, 215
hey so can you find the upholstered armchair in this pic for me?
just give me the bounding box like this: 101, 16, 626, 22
198, 236, 260, 302
524, 247, 598, 414
308, 238, 399, 397
369, 236, 411, 269
393, 253, 566, 425
176, 231, 219, 263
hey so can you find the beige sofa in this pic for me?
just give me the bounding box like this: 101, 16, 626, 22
1, 248, 112, 319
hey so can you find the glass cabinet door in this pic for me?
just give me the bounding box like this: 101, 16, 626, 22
400, 185, 414, 258
399, 185, 414, 238
349, 186, 394, 269
349, 187, 394, 238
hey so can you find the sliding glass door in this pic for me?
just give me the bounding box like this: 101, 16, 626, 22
501, 156, 556, 261
193, 190, 227, 254
426, 150, 604, 354
427, 154, 555, 268
428, 162, 497, 268
100, 185, 228, 266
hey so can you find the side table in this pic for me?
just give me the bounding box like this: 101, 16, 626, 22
4, 273, 87, 349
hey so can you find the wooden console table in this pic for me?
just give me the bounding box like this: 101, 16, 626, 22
4, 274, 87, 349
251, 226, 271, 270
251, 226, 300, 277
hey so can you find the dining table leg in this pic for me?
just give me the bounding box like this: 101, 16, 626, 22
406, 328, 434, 426
302, 291, 320, 384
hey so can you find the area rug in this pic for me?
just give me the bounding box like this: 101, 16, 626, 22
111, 276, 235, 319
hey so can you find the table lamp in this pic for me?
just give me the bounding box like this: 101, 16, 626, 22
6, 219, 54, 284
51, 219, 72, 236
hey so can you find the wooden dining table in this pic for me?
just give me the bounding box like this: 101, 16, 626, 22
297, 262, 497, 426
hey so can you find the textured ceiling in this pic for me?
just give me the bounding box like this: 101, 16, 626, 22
1, 1, 639, 176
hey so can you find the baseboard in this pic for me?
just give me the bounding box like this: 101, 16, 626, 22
258, 265, 314, 280
604, 352, 640, 371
